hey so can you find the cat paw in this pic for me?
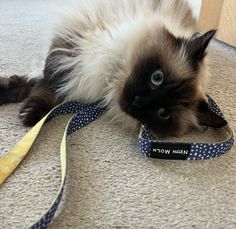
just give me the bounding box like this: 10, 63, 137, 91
0, 75, 22, 105
19, 97, 49, 127
0, 75, 33, 105
0, 89, 6, 106
0, 76, 13, 105
19, 104, 41, 127
0, 75, 19, 89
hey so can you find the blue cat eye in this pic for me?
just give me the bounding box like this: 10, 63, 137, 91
151, 70, 164, 86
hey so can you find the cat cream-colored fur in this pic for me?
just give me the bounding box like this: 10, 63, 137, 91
47, 0, 206, 131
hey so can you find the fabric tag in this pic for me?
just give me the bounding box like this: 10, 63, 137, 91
150, 142, 190, 160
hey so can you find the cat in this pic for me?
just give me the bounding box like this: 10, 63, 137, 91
0, 0, 227, 137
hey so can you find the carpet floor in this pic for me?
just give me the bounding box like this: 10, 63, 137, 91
0, 1, 236, 228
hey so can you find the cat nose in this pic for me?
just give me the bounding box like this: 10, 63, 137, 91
133, 96, 143, 108
133, 96, 151, 109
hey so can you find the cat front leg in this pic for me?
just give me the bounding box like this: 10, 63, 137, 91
18, 78, 62, 127
0, 75, 36, 105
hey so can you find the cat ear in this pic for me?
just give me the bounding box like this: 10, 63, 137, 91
197, 101, 227, 128
187, 30, 216, 66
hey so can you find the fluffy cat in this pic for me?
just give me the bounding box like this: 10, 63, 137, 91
0, 0, 227, 137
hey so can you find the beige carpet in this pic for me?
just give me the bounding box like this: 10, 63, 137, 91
0, 1, 236, 228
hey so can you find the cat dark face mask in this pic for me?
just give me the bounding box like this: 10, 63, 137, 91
138, 96, 234, 160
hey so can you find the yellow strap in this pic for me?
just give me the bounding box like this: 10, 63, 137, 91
0, 104, 63, 186
0, 101, 105, 228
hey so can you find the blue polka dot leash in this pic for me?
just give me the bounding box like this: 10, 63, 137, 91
139, 96, 234, 160
0, 101, 106, 229
0, 96, 234, 228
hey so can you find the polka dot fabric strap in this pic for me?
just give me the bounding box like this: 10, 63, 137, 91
0, 100, 106, 229
139, 96, 234, 160
0, 96, 234, 228
31, 102, 106, 229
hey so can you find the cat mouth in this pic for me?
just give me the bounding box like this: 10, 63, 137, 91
125, 103, 141, 119
119, 95, 143, 120
122, 100, 159, 129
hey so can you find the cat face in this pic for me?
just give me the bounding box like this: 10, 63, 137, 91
119, 29, 227, 137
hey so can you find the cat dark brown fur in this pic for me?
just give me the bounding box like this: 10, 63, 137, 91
0, 75, 36, 105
